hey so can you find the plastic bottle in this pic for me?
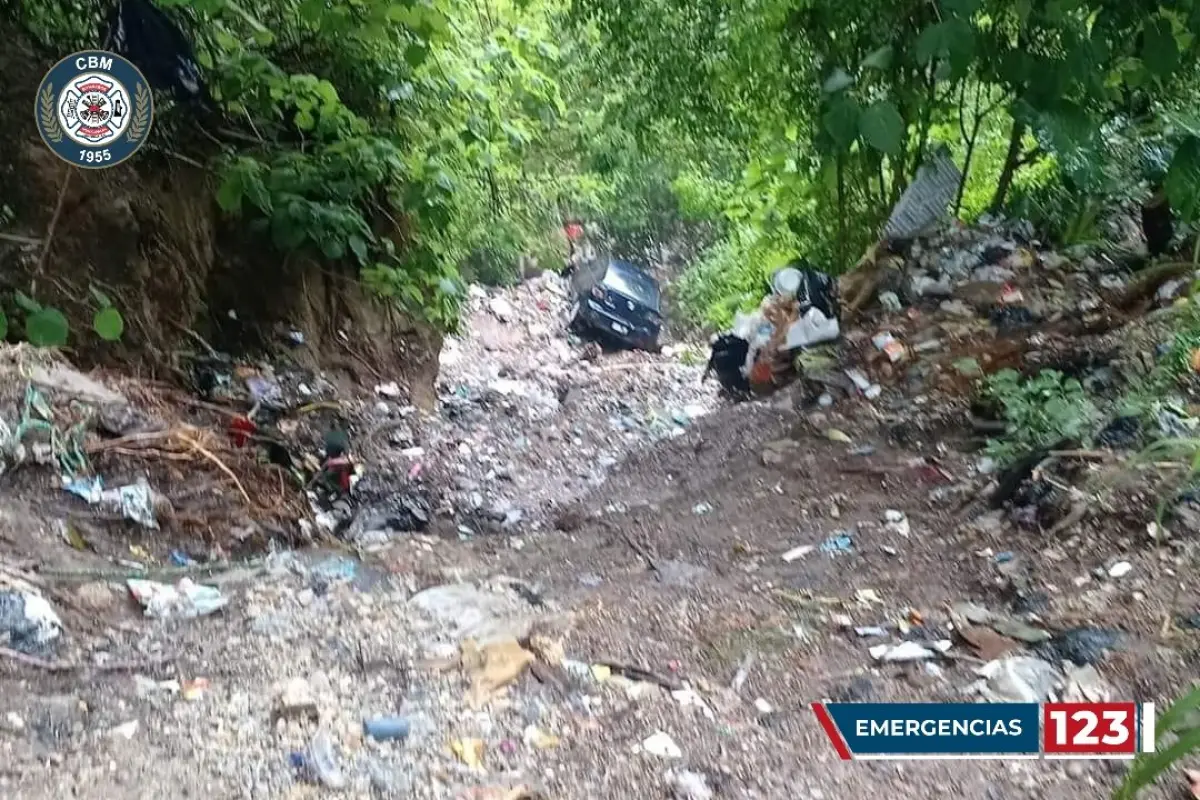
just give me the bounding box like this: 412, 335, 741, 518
362, 716, 411, 742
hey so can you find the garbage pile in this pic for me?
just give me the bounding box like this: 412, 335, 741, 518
427, 271, 719, 528
704, 262, 842, 397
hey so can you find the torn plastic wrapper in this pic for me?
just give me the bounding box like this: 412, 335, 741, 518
127, 578, 228, 619
63, 475, 161, 529
783, 307, 840, 349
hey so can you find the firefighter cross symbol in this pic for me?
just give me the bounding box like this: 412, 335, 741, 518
35, 51, 154, 169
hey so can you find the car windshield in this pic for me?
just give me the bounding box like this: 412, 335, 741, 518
603, 263, 660, 310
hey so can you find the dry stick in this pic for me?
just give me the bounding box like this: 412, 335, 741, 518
0, 232, 42, 246
175, 432, 253, 506
34, 166, 73, 280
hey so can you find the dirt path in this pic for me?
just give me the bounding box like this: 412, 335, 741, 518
1, 268, 1197, 799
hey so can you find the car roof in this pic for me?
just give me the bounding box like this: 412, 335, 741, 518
604, 259, 659, 286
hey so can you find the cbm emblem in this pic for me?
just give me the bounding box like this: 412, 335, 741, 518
35, 50, 153, 169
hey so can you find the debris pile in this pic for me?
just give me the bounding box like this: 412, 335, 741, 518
426, 271, 719, 529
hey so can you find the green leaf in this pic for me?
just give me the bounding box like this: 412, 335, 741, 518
299, 0, 325, 23
216, 175, 243, 213
822, 97, 861, 149
93, 307, 124, 341
25, 308, 68, 347
405, 43, 428, 69
1165, 137, 1200, 223
0, 309, 7, 341
821, 67, 854, 94
859, 100, 905, 156
321, 236, 346, 260
941, 0, 980, 16
89, 286, 113, 308
861, 45, 893, 71
294, 108, 315, 131
1143, 16, 1180, 77
14, 291, 41, 314
347, 234, 369, 263
916, 19, 974, 73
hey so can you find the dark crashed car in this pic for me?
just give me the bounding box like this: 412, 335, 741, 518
568, 257, 663, 351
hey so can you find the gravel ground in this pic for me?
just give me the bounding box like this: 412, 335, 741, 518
3, 253, 1200, 799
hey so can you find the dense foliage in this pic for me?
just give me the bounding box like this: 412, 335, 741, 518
12, 0, 1200, 336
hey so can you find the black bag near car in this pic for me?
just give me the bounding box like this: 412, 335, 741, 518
702, 334, 751, 396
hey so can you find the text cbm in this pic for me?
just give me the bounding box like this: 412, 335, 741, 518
76, 56, 114, 71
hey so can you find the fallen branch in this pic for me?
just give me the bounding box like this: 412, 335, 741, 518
175, 432, 253, 505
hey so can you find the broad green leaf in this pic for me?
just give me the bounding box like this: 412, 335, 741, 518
822, 97, 861, 149
25, 308, 69, 347
295, 108, 315, 131
216, 175, 243, 213
861, 45, 893, 71
859, 100, 904, 156
404, 43, 428, 69
916, 19, 974, 72
320, 236, 346, 260
93, 307, 124, 341
821, 67, 854, 94
348, 234, 369, 262
1143, 16, 1180, 77
0, 309, 7, 341
299, 0, 325, 23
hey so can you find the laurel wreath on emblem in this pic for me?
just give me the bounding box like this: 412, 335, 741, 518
125, 83, 152, 143
38, 84, 63, 144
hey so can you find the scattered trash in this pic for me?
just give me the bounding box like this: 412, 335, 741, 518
641, 731, 682, 759
374, 382, 403, 398
523, 724, 560, 750
1060, 664, 1115, 703
181, 677, 209, 700
451, 737, 485, 768
462, 637, 535, 708
308, 729, 347, 788
665, 768, 714, 800
884, 510, 910, 537
781, 544, 814, 563
273, 677, 319, 722
753, 697, 774, 714
0, 590, 63, 654
869, 640, 944, 662
825, 428, 852, 444
363, 716, 411, 742
820, 533, 853, 554
1037, 627, 1122, 667
63, 475, 164, 529
692, 502, 713, 515
872, 332, 906, 363
127, 578, 228, 619
854, 626, 888, 638
1108, 561, 1132, 578
973, 656, 1060, 703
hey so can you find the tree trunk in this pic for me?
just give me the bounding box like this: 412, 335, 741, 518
989, 118, 1026, 214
